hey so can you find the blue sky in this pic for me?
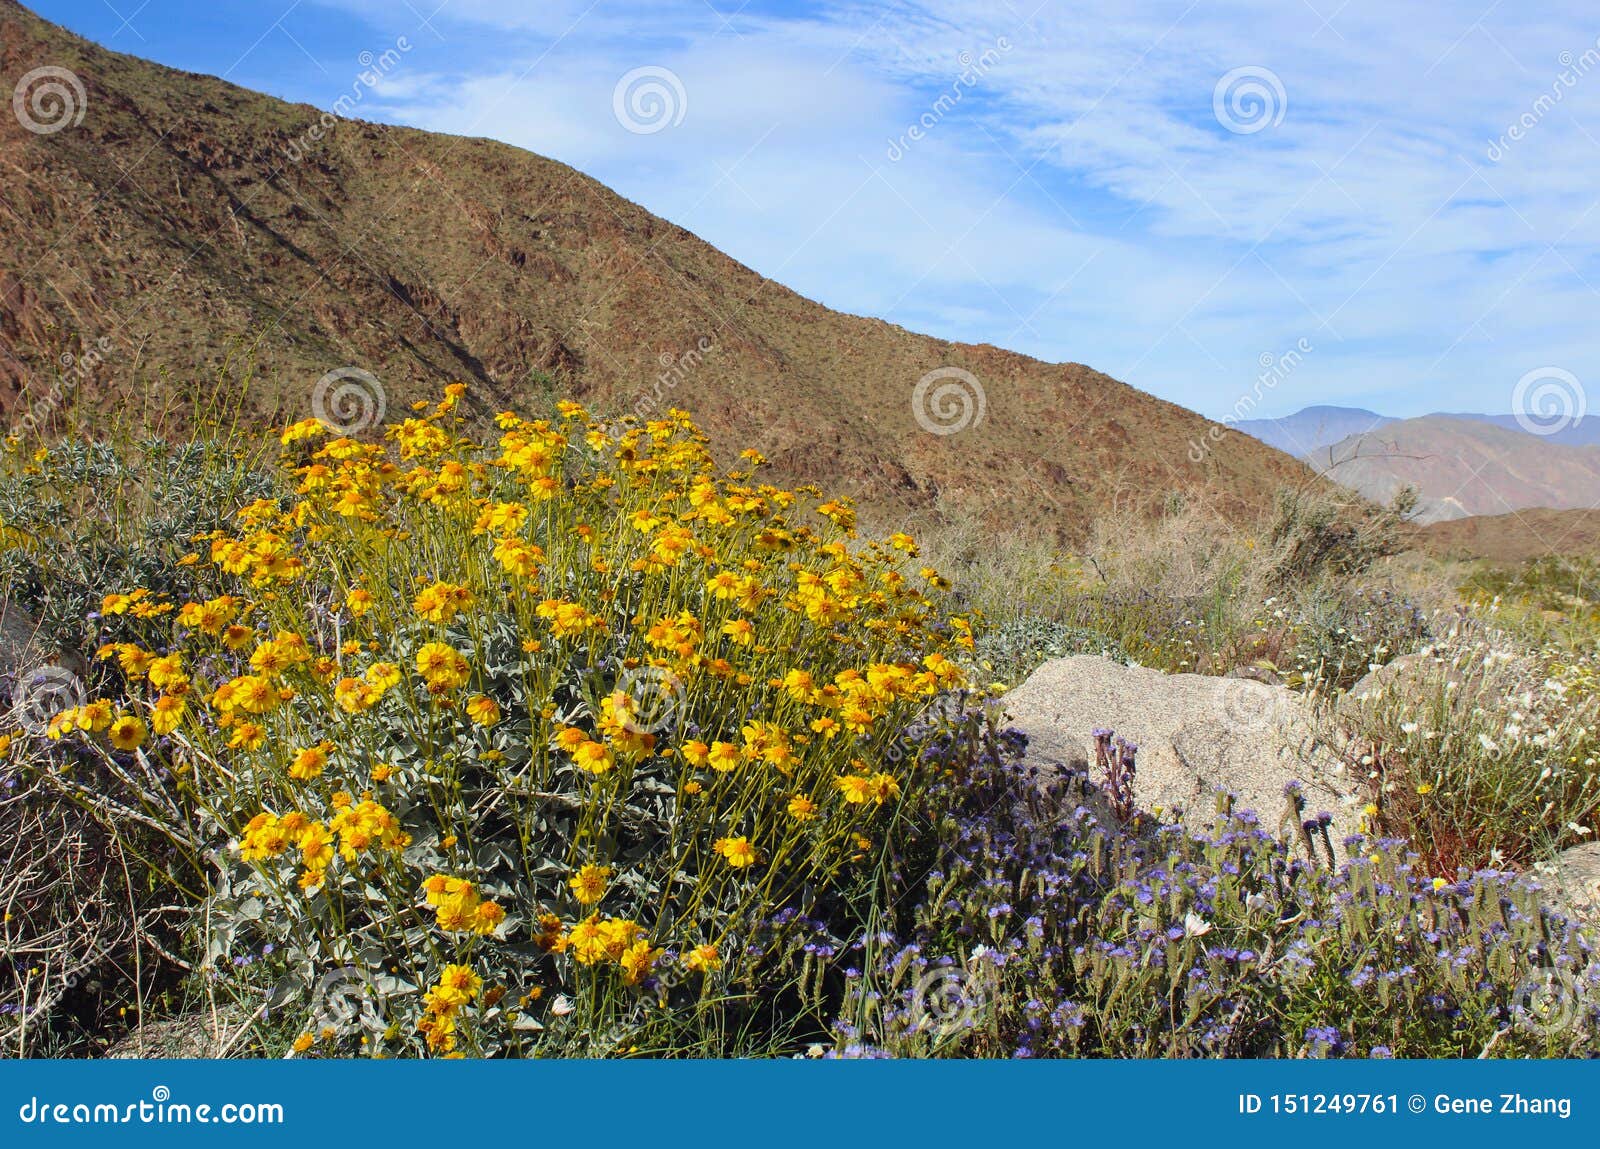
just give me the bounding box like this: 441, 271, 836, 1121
27, 0, 1600, 421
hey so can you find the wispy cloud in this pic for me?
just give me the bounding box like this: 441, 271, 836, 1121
293, 1, 1600, 418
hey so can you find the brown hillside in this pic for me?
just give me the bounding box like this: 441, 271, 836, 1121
1409, 509, 1600, 565
0, 0, 1314, 537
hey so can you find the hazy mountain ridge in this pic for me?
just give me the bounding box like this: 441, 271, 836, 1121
1238, 405, 1600, 456
1233, 405, 1396, 456
1310, 415, 1600, 525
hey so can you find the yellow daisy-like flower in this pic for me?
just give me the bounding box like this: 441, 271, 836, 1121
473, 900, 507, 936
413, 581, 473, 624
150, 694, 186, 736
432, 963, 483, 1008
684, 943, 722, 972
465, 695, 501, 727
782, 669, 817, 702
835, 774, 873, 804
713, 836, 757, 868
110, 644, 154, 678
566, 915, 610, 965
474, 501, 529, 535
598, 917, 644, 959
298, 822, 335, 871
787, 795, 818, 822
707, 741, 742, 773
810, 716, 841, 740
492, 535, 544, 578
364, 662, 402, 691
229, 722, 268, 751
334, 677, 379, 713
571, 740, 615, 775
108, 714, 147, 751
78, 700, 114, 732
415, 641, 470, 690
568, 863, 613, 905
289, 742, 331, 780
619, 939, 662, 985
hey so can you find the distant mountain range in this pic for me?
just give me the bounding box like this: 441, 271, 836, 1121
1236, 406, 1600, 455
1237, 406, 1600, 525
1233, 406, 1396, 456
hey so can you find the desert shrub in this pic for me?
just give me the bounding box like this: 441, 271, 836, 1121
908, 511, 1073, 622
0, 437, 266, 1053
1463, 555, 1600, 613
830, 715, 1600, 1058
0, 772, 139, 1055
1086, 505, 1264, 603
971, 615, 1131, 685
31, 387, 970, 1057
0, 438, 273, 656
1276, 587, 1430, 693
1343, 618, 1600, 873
1459, 557, 1600, 652
1264, 484, 1411, 585
940, 496, 1429, 688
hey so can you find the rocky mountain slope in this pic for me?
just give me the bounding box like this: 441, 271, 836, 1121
0, 0, 1315, 538
1411, 509, 1600, 563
